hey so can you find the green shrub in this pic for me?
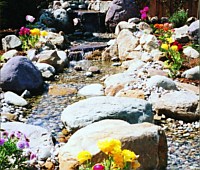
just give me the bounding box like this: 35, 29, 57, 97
169, 9, 188, 28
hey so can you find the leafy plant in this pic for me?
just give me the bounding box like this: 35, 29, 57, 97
0, 130, 37, 170
164, 49, 184, 78
77, 138, 140, 170
18, 15, 48, 51
169, 9, 188, 28
154, 23, 184, 78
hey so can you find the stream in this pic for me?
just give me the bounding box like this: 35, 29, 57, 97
2, 33, 199, 169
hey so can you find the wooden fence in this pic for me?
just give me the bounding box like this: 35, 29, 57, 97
136, 0, 199, 18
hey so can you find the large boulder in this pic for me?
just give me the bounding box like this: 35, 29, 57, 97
61, 96, 153, 132
1, 122, 54, 160
36, 50, 67, 72
53, 9, 74, 33
0, 56, 43, 94
116, 29, 139, 60
105, 0, 139, 32
59, 120, 168, 170
2, 35, 21, 51
154, 91, 199, 122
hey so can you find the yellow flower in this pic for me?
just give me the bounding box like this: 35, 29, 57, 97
132, 160, 141, 169
161, 43, 169, 50
77, 150, 92, 164
171, 45, 178, 51
97, 138, 121, 155
40, 30, 48, 36
122, 149, 136, 162
166, 37, 174, 43
30, 28, 40, 36
112, 152, 124, 169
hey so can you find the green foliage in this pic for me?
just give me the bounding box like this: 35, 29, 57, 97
169, 9, 188, 28
0, 131, 35, 170
164, 49, 184, 78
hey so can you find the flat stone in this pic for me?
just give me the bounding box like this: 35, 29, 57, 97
48, 85, 77, 96
116, 89, 145, 99
4, 91, 28, 106
78, 84, 104, 97
61, 96, 153, 132
104, 72, 136, 88
155, 91, 199, 122
146, 75, 177, 90
70, 42, 108, 53
59, 120, 167, 170
176, 82, 199, 95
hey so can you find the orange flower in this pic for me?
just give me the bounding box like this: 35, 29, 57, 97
154, 24, 160, 29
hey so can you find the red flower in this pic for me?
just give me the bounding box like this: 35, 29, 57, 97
177, 44, 183, 51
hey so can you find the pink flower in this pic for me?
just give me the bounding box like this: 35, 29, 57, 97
26, 15, 35, 23
141, 13, 147, 20
143, 6, 149, 12
140, 9, 145, 14
93, 164, 105, 170
19, 27, 30, 36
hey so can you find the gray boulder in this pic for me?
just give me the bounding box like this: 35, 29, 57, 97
2, 35, 21, 51
35, 63, 55, 80
0, 56, 43, 94
146, 75, 177, 90
37, 50, 66, 72
53, 9, 74, 33
105, 0, 139, 32
1, 122, 54, 160
61, 96, 153, 132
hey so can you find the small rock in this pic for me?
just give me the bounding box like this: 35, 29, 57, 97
88, 66, 100, 73
4, 91, 28, 106
84, 71, 93, 77
74, 65, 82, 71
